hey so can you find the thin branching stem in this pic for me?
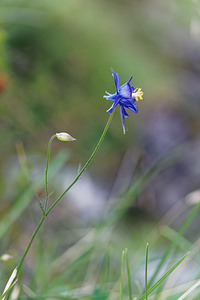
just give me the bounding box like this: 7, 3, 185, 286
44, 134, 56, 213
16, 111, 114, 278
17, 215, 45, 275
46, 111, 114, 217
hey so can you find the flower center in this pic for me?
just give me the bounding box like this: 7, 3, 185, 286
132, 88, 143, 101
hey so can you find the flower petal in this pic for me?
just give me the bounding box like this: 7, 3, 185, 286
111, 69, 120, 90
118, 81, 132, 99
131, 86, 135, 92
107, 95, 120, 113
128, 76, 133, 83
103, 91, 117, 101
121, 99, 138, 113
105, 91, 112, 95
120, 105, 126, 134
112, 95, 120, 109
121, 105, 129, 117
107, 103, 115, 114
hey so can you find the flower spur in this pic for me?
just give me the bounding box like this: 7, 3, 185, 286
103, 69, 143, 134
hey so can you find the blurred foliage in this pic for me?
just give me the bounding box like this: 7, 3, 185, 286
1, 0, 200, 298
1, 0, 200, 197
0, 0, 183, 166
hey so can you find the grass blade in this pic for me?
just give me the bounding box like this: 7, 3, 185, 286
120, 250, 125, 300
145, 243, 149, 300
178, 278, 200, 300
107, 144, 189, 227
0, 268, 17, 300
125, 248, 132, 300
148, 200, 200, 288
138, 252, 189, 300
0, 150, 69, 240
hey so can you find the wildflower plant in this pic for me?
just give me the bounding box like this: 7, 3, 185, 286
2, 69, 130, 295
1, 69, 191, 300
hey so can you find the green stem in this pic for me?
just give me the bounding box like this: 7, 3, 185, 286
16, 111, 114, 277
46, 111, 114, 217
44, 134, 56, 213
17, 215, 46, 275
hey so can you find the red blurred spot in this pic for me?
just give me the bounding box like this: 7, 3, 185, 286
0, 73, 9, 93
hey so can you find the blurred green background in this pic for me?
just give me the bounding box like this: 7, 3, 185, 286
1, 0, 200, 298
0, 0, 182, 167
1, 0, 200, 208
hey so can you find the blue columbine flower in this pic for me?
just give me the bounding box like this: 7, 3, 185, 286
104, 69, 143, 134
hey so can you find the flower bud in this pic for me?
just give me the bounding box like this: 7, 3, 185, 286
1, 254, 13, 262
56, 132, 76, 142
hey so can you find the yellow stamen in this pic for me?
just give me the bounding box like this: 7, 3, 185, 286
132, 88, 143, 101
